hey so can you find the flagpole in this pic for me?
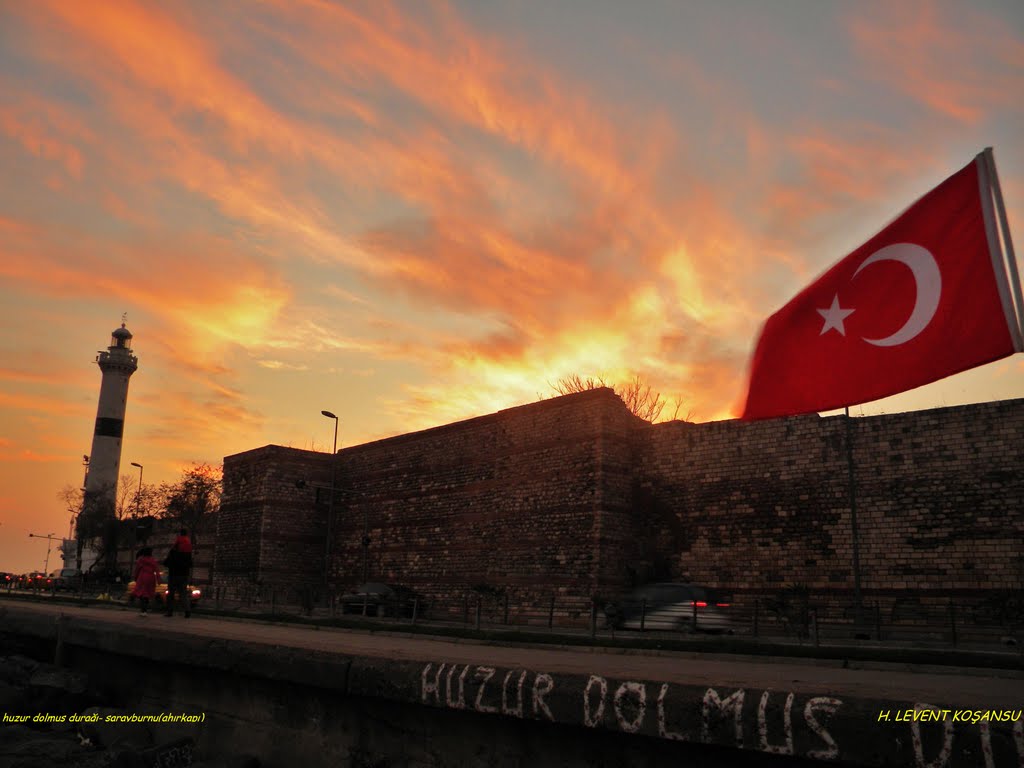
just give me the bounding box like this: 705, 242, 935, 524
983, 147, 1024, 342
844, 406, 864, 633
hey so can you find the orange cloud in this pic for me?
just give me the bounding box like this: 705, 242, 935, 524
848, 3, 1024, 124
0, 391, 92, 421
0, 110, 83, 178
0, 448, 70, 464
10, 0, 1007, 449
1, 0, 783, 437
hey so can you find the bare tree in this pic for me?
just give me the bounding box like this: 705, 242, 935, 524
158, 463, 222, 547
114, 473, 162, 520
550, 373, 689, 423
550, 373, 611, 395
669, 395, 694, 422
57, 484, 82, 539
615, 375, 666, 423
115, 474, 136, 520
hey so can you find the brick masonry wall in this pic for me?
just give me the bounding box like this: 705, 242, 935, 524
214, 391, 1024, 605
217, 445, 332, 593
320, 388, 643, 606
640, 399, 1024, 598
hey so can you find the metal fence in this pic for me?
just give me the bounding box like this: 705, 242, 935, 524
193, 584, 1023, 651
5, 579, 1020, 651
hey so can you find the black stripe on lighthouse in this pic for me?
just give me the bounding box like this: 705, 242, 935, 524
94, 417, 124, 438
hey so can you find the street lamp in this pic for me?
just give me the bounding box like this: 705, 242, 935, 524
72, 455, 90, 570
28, 532, 58, 574
321, 410, 338, 588
130, 462, 144, 519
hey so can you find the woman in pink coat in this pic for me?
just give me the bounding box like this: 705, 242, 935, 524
132, 546, 160, 616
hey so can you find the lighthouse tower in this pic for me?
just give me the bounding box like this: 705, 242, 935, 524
83, 320, 138, 550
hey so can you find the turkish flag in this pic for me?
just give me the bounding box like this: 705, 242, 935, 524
743, 153, 1021, 420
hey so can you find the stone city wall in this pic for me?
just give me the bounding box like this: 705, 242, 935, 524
321, 388, 643, 609
216, 445, 332, 595
639, 398, 1024, 597
215, 390, 1024, 605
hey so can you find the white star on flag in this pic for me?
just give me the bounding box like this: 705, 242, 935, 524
817, 294, 855, 336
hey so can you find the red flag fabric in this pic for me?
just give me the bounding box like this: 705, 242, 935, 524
743, 154, 1021, 420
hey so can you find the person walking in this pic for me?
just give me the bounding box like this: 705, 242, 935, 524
131, 547, 159, 617
164, 529, 193, 618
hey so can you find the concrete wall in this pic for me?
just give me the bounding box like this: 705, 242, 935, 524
215, 390, 1024, 604
2, 604, 1021, 768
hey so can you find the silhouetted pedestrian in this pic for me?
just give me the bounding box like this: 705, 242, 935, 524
131, 547, 159, 617
164, 530, 193, 618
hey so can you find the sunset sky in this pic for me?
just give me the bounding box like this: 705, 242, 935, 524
2, 1, 1023, 574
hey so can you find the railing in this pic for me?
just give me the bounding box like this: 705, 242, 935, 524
4, 581, 1020, 652
183, 586, 1023, 652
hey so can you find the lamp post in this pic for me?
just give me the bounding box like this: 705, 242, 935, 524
76, 455, 89, 570
130, 462, 144, 519
360, 492, 369, 585
321, 410, 339, 588
28, 532, 58, 574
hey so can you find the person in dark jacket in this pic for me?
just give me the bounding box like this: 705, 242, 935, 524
164, 531, 193, 618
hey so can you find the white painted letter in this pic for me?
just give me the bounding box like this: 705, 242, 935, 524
657, 684, 686, 741
446, 664, 469, 709
421, 663, 446, 705
474, 667, 497, 714
613, 681, 647, 734
702, 688, 745, 747
910, 702, 954, 768
584, 675, 608, 728
501, 669, 526, 718
758, 691, 794, 755
804, 697, 842, 761
532, 673, 555, 721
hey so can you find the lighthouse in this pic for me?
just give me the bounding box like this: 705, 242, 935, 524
81, 319, 138, 569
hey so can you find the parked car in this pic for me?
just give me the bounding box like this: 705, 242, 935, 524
125, 581, 202, 607
339, 583, 420, 618
0, 572, 14, 589
611, 583, 734, 633
52, 568, 83, 592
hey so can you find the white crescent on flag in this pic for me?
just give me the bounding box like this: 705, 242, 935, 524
853, 243, 942, 347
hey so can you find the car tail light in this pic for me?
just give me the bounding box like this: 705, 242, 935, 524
715, 603, 731, 608
690, 601, 708, 608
